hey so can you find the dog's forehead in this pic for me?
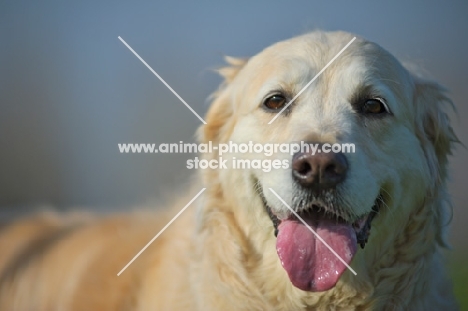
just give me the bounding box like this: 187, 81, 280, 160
237, 32, 414, 117
243, 33, 403, 91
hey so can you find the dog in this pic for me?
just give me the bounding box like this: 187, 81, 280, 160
0, 31, 459, 310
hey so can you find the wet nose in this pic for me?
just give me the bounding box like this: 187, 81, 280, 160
292, 144, 348, 191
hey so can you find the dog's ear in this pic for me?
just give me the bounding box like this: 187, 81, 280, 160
413, 78, 458, 184
413, 78, 459, 247
198, 56, 249, 144
218, 56, 249, 83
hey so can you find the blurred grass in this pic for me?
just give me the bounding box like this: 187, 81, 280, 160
449, 251, 468, 310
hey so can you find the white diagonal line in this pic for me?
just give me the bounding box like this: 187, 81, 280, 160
117, 188, 206, 276
118, 36, 207, 124
268, 188, 357, 276
268, 37, 356, 124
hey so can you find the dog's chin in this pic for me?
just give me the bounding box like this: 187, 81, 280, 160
260, 186, 382, 292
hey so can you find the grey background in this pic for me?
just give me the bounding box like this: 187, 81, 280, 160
1, 1, 467, 249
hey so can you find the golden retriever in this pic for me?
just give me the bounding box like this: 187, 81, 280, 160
0, 31, 459, 310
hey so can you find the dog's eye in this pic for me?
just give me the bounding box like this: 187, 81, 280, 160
362, 98, 387, 114
263, 95, 287, 111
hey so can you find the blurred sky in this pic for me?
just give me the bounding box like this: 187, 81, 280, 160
0, 1, 467, 247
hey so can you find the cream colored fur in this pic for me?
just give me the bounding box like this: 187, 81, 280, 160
0, 31, 458, 310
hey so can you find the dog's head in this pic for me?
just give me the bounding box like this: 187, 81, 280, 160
198, 31, 457, 293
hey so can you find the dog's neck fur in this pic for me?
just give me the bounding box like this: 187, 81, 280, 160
366, 197, 452, 310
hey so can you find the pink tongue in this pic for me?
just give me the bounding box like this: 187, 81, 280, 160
276, 213, 357, 292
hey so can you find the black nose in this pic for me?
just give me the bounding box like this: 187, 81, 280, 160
292, 143, 348, 191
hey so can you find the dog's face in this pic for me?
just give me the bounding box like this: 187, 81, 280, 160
201, 31, 455, 293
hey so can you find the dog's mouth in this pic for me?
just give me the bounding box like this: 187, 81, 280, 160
262, 189, 382, 292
